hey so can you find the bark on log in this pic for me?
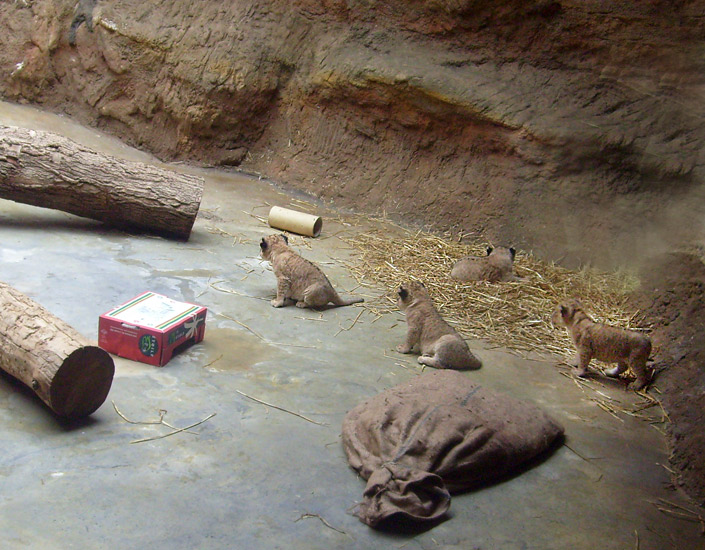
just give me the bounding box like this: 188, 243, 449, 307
0, 282, 115, 418
0, 125, 204, 240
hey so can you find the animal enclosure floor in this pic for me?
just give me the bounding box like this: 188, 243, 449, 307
0, 102, 703, 550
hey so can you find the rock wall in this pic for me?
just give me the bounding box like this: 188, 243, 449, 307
1, 0, 705, 503
2, 1, 705, 268
632, 253, 705, 507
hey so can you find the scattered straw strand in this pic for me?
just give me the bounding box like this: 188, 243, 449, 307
235, 390, 328, 426
201, 354, 224, 370
335, 308, 365, 336
294, 513, 349, 537
113, 401, 215, 444
218, 313, 317, 349
209, 280, 268, 301
343, 226, 648, 373
130, 414, 216, 444
651, 498, 705, 534
113, 401, 197, 434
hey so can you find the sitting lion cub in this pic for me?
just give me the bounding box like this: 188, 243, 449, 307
451, 246, 517, 283
260, 234, 364, 309
552, 299, 652, 390
396, 281, 482, 370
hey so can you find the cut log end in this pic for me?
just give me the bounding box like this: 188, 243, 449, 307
49, 346, 115, 418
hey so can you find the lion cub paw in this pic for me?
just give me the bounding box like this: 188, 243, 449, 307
396, 345, 412, 354
418, 355, 442, 369
604, 366, 622, 378
630, 379, 649, 392
271, 298, 285, 308
572, 366, 588, 378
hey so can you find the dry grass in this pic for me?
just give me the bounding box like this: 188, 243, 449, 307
334, 218, 663, 425
342, 225, 648, 365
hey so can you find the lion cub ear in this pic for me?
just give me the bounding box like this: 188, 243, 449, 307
281, 234, 289, 245
398, 286, 408, 300
509, 247, 516, 259
486, 246, 493, 256
260, 238, 267, 250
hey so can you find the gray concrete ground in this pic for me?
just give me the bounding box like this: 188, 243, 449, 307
1, 102, 703, 550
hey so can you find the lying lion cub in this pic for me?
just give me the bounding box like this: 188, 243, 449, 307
451, 246, 517, 283
396, 281, 482, 370
552, 299, 652, 390
260, 234, 364, 309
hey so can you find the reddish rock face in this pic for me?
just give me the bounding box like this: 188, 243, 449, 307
1, 1, 703, 271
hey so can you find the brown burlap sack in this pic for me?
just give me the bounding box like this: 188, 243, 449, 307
342, 370, 564, 527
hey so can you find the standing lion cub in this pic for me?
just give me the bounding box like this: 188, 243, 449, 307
260, 234, 364, 309
451, 246, 518, 283
396, 281, 482, 370
552, 299, 652, 390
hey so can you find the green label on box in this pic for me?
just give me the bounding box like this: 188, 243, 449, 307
139, 334, 159, 357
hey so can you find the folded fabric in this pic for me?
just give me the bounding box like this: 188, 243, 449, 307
342, 370, 565, 527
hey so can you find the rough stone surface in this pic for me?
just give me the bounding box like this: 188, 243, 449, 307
630, 252, 705, 505
1, 1, 704, 267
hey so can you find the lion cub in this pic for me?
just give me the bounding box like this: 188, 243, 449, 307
260, 234, 364, 309
451, 246, 517, 283
552, 299, 652, 390
396, 281, 482, 370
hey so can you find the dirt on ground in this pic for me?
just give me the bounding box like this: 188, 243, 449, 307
0, 0, 704, 508
631, 252, 705, 504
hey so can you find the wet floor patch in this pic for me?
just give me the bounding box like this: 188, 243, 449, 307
189, 326, 278, 372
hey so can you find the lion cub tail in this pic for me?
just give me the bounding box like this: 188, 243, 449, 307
331, 292, 365, 307
465, 352, 482, 371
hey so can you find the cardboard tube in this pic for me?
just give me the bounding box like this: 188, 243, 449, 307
268, 206, 323, 237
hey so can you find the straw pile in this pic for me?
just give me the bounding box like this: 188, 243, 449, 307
342, 225, 648, 366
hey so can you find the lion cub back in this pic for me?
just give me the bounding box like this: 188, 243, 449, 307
451, 246, 516, 283
260, 233, 363, 308
400, 282, 456, 342
398, 281, 481, 370
553, 299, 652, 389
267, 236, 329, 286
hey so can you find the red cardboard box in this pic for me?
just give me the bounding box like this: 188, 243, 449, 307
99, 292, 207, 366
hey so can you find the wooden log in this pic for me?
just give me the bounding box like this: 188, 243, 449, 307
0, 282, 115, 418
0, 125, 204, 240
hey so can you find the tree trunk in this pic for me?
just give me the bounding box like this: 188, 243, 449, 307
0, 125, 204, 240
0, 281, 115, 418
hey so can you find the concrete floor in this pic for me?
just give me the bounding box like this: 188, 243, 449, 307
1, 102, 703, 550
